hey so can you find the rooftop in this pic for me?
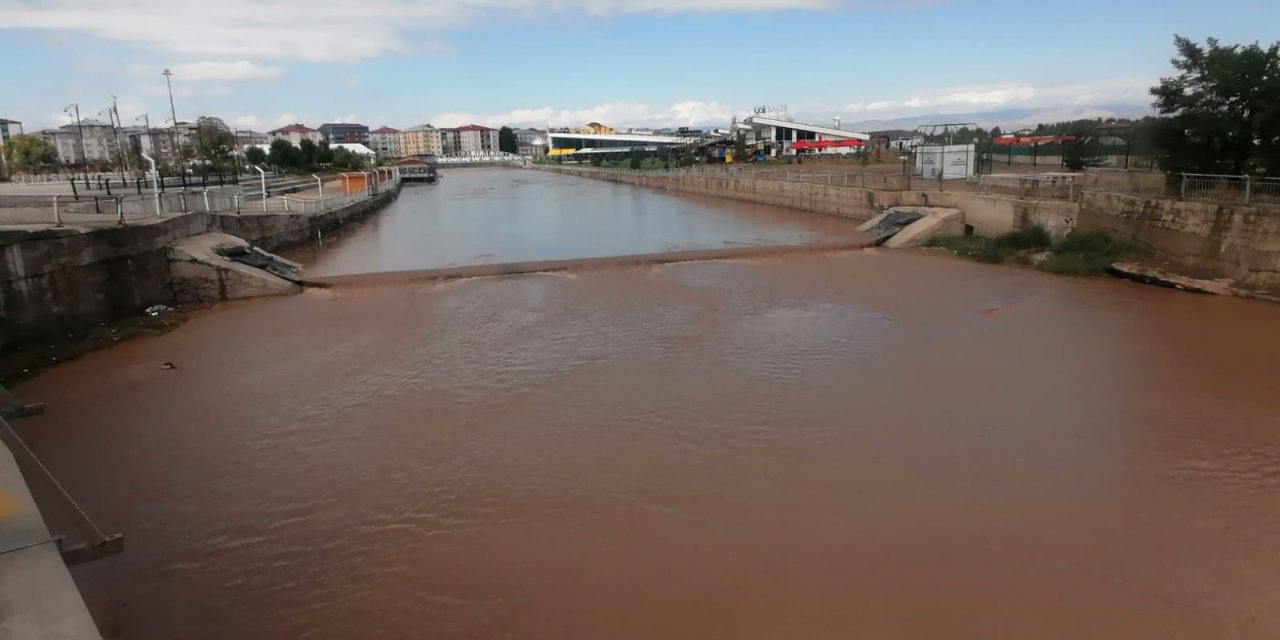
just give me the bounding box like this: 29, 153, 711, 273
370, 126, 402, 134
269, 123, 317, 133
0, 118, 20, 124
446, 124, 495, 132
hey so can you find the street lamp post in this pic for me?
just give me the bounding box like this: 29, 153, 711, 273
99, 101, 126, 181
162, 68, 187, 188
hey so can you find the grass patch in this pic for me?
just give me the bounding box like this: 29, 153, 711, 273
926, 227, 1144, 278
1038, 232, 1147, 277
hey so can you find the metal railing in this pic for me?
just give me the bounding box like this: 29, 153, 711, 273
1084, 169, 1280, 206
0, 174, 400, 226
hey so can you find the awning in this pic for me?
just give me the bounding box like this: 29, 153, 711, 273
791, 140, 814, 150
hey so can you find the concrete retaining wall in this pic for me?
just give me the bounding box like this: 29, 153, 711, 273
1078, 191, 1280, 289
0, 187, 399, 350
541, 166, 1078, 238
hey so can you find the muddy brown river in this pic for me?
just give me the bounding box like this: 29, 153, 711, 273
14, 169, 1280, 639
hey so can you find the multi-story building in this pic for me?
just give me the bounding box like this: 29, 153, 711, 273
124, 126, 181, 167
39, 119, 122, 166
514, 128, 547, 157
235, 130, 269, 146
317, 123, 369, 145
400, 124, 442, 157
441, 124, 498, 155
268, 124, 324, 146
0, 118, 22, 147
368, 126, 402, 158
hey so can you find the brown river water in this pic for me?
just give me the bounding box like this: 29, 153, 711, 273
13, 169, 1280, 639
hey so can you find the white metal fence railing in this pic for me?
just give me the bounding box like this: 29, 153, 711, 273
0, 174, 400, 226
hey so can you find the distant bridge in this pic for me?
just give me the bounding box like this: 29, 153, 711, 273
435, 152, 525, 167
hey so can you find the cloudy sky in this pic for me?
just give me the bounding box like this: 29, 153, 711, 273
2, 0, 1274, 131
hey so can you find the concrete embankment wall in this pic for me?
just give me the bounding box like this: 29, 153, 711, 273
0, 187, 399, 349
540, 166, 1079, 238
1078, 191, 1280, 289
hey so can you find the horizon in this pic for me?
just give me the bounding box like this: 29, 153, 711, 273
2, 0, 1275, 132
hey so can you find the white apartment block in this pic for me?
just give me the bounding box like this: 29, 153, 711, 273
268, 124, 325, 146
40, 120, 122, 165
442, 125, 498, 155
369, 126, 402, 158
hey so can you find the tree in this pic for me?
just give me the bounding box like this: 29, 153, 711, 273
1, 134, 58, 173
299, 138, 319, 169
194, 116, 235, 173
990, 126, 1003, 139
268, 139, 297, 171
628, 148, 644, 170
1150, 35, 1280, 175
245, 146, 267, 167
1063, 129, 1108, 172
498, 126, 519, 154
316, 141, 334, 165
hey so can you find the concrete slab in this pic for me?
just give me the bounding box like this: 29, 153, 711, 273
0, 437, 101, 640
883, 208, 964, 248
168, 233, 302, 303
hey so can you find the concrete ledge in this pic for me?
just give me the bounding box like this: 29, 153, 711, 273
168, 233, 301, 304
0, 438, 101, 640
883, 207, 964, 248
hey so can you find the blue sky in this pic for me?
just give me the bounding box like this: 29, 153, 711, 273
2, 0, 1276, 132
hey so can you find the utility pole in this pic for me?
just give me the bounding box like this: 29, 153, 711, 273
163, 68, 187, 188
65, 103, 89, 188
101, 99, 126, 181
111, 96, 127, 179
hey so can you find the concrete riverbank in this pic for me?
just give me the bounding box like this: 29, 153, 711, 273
0, 186, 400, 351
540, 165, 1280, 293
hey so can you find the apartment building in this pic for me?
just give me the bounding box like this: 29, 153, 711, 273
268, 124, 325, 146
318, 123, 369, 145
39, 119, 122, 165
369, 126, 402, 158
0, 118, 22, 147
441, 124, 498, 155
400, 124, 442, 157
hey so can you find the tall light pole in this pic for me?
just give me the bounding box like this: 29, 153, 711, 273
64, 103, 88, 187
99, 102, 125, 180
134, 114, 157, 188
163, 68, 187, 187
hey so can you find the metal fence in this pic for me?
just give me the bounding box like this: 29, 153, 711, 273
0, 176, 400, 226
1084, 169, 1280, 206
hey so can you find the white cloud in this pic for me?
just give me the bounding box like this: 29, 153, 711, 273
156, 60, 284, 82
433, 101, 733, 129
2, 0, 925, 62
844, 77, 1154, 119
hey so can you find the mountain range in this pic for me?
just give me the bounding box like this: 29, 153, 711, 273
842, 104, 1154, 133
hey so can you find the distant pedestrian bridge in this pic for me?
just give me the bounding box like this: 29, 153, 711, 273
436, 152, 524, 167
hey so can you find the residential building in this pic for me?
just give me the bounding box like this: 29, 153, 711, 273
125, 126, 180, 167
317, 123, 369, 145
369, 126, 402, 158
441, 124, 498, 155
268, 123, 324, 146
0, 118, 22, 147
235, 130, 269, 146
39, 119, 122, 165
400, 124, 442, 157
514, 128, 548, 157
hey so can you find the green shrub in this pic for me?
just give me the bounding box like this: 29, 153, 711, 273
1036, 232, 1146, 276
994, 226, 1052, 251
1037, 252, 1115, 276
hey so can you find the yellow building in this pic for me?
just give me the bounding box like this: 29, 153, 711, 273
575, 122, 615, 135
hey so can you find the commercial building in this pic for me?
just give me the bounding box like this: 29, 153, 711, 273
0, 118, 22, 147
441, 125, 499, 155
514, 128, 547, 157
369, 126, 402, 158
317, 123, 369, 145
400, 124, 442, 157
39, 119, 122, 165
742, 114, 869, 156
546, 125, 697, 157
268, 124, 324, 146
868, 129, 923, 151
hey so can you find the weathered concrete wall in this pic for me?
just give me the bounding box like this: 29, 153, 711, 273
1078, 191, 1280, 288
540, 166, 1078, 238
0, 186, 400, 349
